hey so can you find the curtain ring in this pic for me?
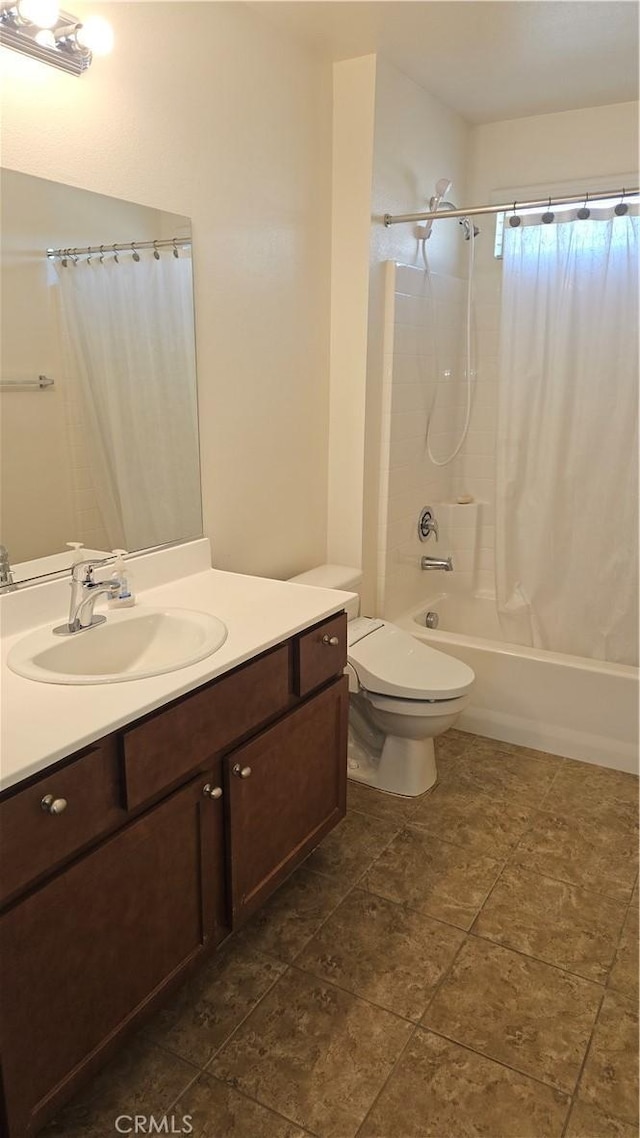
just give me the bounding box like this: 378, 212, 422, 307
72, 249, 79, 265
542, 196, 554, 224
577, 193, 590, 220
172, 238, 179, 259
131, 242, 140, 262
615, 188, 629, 217
86, 248, 92, 264
61, 249, 68, 267
508, 200, 521, 228
99, 244, 105, 264
112, 243, 119, 263
153, 240, 160, 260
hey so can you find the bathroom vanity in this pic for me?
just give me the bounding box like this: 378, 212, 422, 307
0, 546, 351, 1137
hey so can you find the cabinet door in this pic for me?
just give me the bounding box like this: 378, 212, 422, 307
227, 677, 348, 925
0, 772, 224, 1138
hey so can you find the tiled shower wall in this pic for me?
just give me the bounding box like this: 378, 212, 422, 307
378, 259, 502, 619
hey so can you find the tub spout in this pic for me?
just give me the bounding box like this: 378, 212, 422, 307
421, 555, 453, 571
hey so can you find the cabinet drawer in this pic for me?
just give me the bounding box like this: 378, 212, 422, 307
294, 613, 347, 698
122, 644, 293, 810
0, 739, 124, 905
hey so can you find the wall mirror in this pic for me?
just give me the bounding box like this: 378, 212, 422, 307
0, 169, 202, 586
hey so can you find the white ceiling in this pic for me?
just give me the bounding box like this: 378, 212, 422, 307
249, 1, 639, 124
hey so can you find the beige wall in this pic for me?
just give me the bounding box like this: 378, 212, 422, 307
326, 55, 377, 572
469, 101, 639, 199
1, 2, 332, 579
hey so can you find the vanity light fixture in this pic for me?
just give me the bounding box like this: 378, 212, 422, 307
0, 2, 113, 74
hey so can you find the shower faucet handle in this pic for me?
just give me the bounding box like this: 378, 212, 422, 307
418, 508, 439, 542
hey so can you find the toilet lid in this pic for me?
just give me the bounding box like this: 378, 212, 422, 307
347, 620, 475, 700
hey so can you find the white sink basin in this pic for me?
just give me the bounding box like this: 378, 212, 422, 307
7, 607, 228, 684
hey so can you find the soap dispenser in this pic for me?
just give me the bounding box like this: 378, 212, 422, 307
108, 549, 135, 608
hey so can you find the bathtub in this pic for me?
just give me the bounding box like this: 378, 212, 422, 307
397, 593, 639, 774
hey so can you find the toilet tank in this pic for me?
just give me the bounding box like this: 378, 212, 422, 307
288, 564, 362, 621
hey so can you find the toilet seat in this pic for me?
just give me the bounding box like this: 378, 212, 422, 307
347, 620, 474, 700
362, 690, 469, 717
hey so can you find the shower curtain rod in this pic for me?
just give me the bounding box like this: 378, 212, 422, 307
383, 186, 639, 227
46, 236, 192, 259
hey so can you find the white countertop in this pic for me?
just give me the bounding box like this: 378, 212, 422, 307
0, 544, 354, 793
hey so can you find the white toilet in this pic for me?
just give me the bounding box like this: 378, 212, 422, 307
288, 565, 475, 798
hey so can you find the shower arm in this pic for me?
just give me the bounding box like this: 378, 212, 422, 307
383, 186, 639, 227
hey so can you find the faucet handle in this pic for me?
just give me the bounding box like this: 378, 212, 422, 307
70, 556, 114, 583
418, 507, 439, 542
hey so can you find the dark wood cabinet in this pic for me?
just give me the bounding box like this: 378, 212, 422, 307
0, 738, 125, 907
227, 676, 348, 924
0, 773, 222, 1137
294, 613, 347, 697
121, 644, 294, 810
0, 613, 348, 1137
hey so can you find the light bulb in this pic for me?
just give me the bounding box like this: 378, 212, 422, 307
75, 15, 113, 55
17, 0, 59, 28
34, 27, 56, 45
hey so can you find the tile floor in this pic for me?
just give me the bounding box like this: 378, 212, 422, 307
45, 730, 639, 1138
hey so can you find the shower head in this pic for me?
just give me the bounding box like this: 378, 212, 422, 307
435, 178, 452, 197
421, 178, 454, 239
420, 179, 480, 242
429, 178, 453, 213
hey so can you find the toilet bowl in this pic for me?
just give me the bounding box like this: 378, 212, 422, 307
288, 566, 475, 797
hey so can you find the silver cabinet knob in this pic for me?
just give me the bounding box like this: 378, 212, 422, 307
232, 764, 252, 779
41, 794, 68, 816
203, 784, 223, 799
322, 635, 339, 646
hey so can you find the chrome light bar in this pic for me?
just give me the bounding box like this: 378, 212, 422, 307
0, 5, 92, 75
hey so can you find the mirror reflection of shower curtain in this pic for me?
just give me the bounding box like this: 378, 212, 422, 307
53, 253, 201, 552
495, 215, 639, 666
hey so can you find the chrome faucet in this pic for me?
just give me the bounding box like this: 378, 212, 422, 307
53, 558, 122, 636
421, 555, 453, 571
0, 544, 16, 590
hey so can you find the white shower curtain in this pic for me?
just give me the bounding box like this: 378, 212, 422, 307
495, 215, 639, 666
53, 252, 201, 552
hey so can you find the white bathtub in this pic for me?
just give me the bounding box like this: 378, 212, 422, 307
397, 592, 639, 774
